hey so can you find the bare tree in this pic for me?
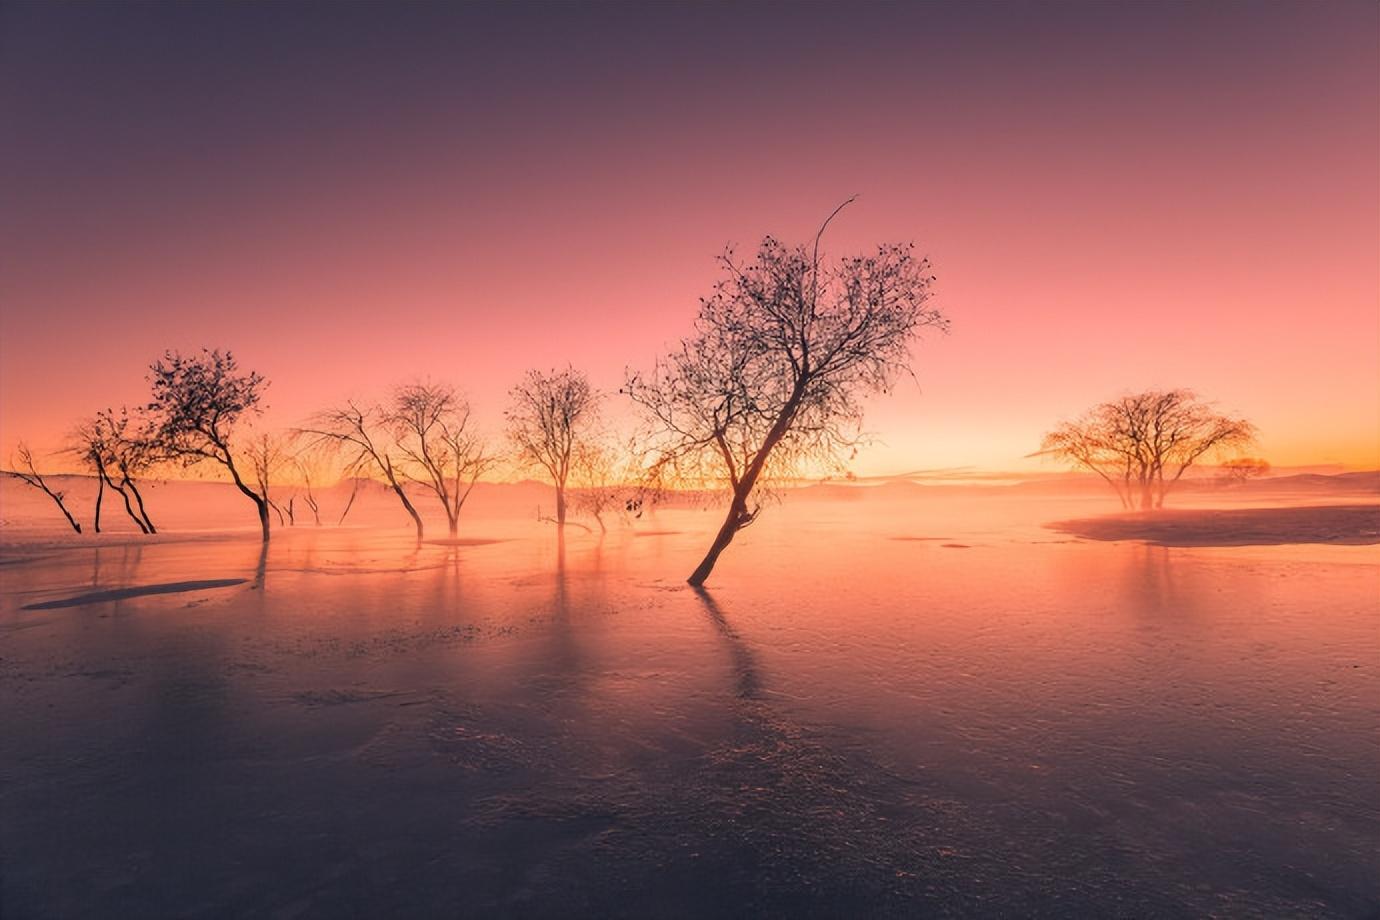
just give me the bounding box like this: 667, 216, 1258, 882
337, 475, 361, 525
506, 367, 599, 528
1039, 389, 1256, 510
625, 203, 946, 585
69, 409, 158, 534
300, 400, 426, 538
569, 440, 635, 532
386, 382, 493, 538
1217, 456, 1270, 487
294, 457, 323, 525
68, 419, 109, 533
7, 443, 83, 533
144, 349, 273, 540
243, 432, 290, 528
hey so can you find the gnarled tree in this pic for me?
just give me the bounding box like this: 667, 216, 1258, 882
144, 349, 272, 540
1040, 389, 1255, 510
386, 382, 492, 538
300, 400, 426, 538
506, 367, 599, 528
626, 204, 946, 585
6, 442, 82, 533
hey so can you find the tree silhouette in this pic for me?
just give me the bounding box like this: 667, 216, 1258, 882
626, 203, 946, 585
144, 349, 272, 540
243, 432, 290, 528
506, 366, 599, 528
6, 442, 82, 533
386, 382, 492, 538
70, 408, 158, 534
1040, 389, 1255, 510
301, 400, 427, 538
1217, 456, 1271, 487
294, 457, 323, 525
569, 441, 628, 532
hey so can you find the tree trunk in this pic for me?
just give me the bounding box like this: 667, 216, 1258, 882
555, 488, 567, 527
109, 476, 150, 534
257, 499, 271, 542
447, 514, 458, 537
127, 480, 156, 533
94, 472, 104, 534
393, 483, 424, 540
688, 494, 747, 587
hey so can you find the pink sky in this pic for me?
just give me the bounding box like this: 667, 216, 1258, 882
1, 2, 1376, 476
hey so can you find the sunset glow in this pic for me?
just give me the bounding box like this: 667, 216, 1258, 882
2, 4, 1377, 918
2, 2, 1376, 475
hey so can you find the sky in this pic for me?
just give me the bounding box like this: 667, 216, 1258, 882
1, 0, 1377, 478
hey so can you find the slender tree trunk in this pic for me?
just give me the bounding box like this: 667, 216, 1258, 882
59, 501, 82, 534
447, 512, 458, 537
94, 471, 105, 534
687, 384, 805, 586
555, 487, 567, 527
20, 474, 84, 533
109, 477, 150, 534
127, 479, 156, 533
223, 454, 270, 543
392, 483, 424, 539
338, 479, 359, 525
688, 493, 748, 587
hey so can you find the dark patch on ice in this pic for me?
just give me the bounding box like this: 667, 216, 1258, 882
424, 538, 508, 547
21, 579, 248, 610
293, 688, 407, 707
1048, 503, 1380, 547
70, 668, 135, 683
941, 543, 972, 549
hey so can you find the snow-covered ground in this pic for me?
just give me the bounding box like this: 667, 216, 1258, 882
2, 491, 1377, 916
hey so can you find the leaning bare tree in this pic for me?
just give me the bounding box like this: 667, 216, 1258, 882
300, 400, 426, 537
1039, 389, 1255, 510
506, 366, 599, 528
386, 382, 492, 538
625, 203, 946, 585
144, 349, 273, 540
70, 408, 158, 534
6, 442, 82, 533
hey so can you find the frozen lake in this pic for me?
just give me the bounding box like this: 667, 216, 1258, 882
2, 494, 1378, 917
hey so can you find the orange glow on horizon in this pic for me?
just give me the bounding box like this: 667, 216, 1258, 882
1, 2, 1376, 477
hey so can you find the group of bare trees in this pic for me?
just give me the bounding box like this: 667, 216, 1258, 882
1038, 389, 1256, 510
6, 205, 1266, 584
302, 383, 495, 540
7, 350, 272, 538
8, 352, 630, 546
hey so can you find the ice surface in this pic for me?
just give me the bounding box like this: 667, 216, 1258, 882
2, 493, 1377, 917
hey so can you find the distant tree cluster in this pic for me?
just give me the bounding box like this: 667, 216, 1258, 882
1039, 389, 1257, 510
